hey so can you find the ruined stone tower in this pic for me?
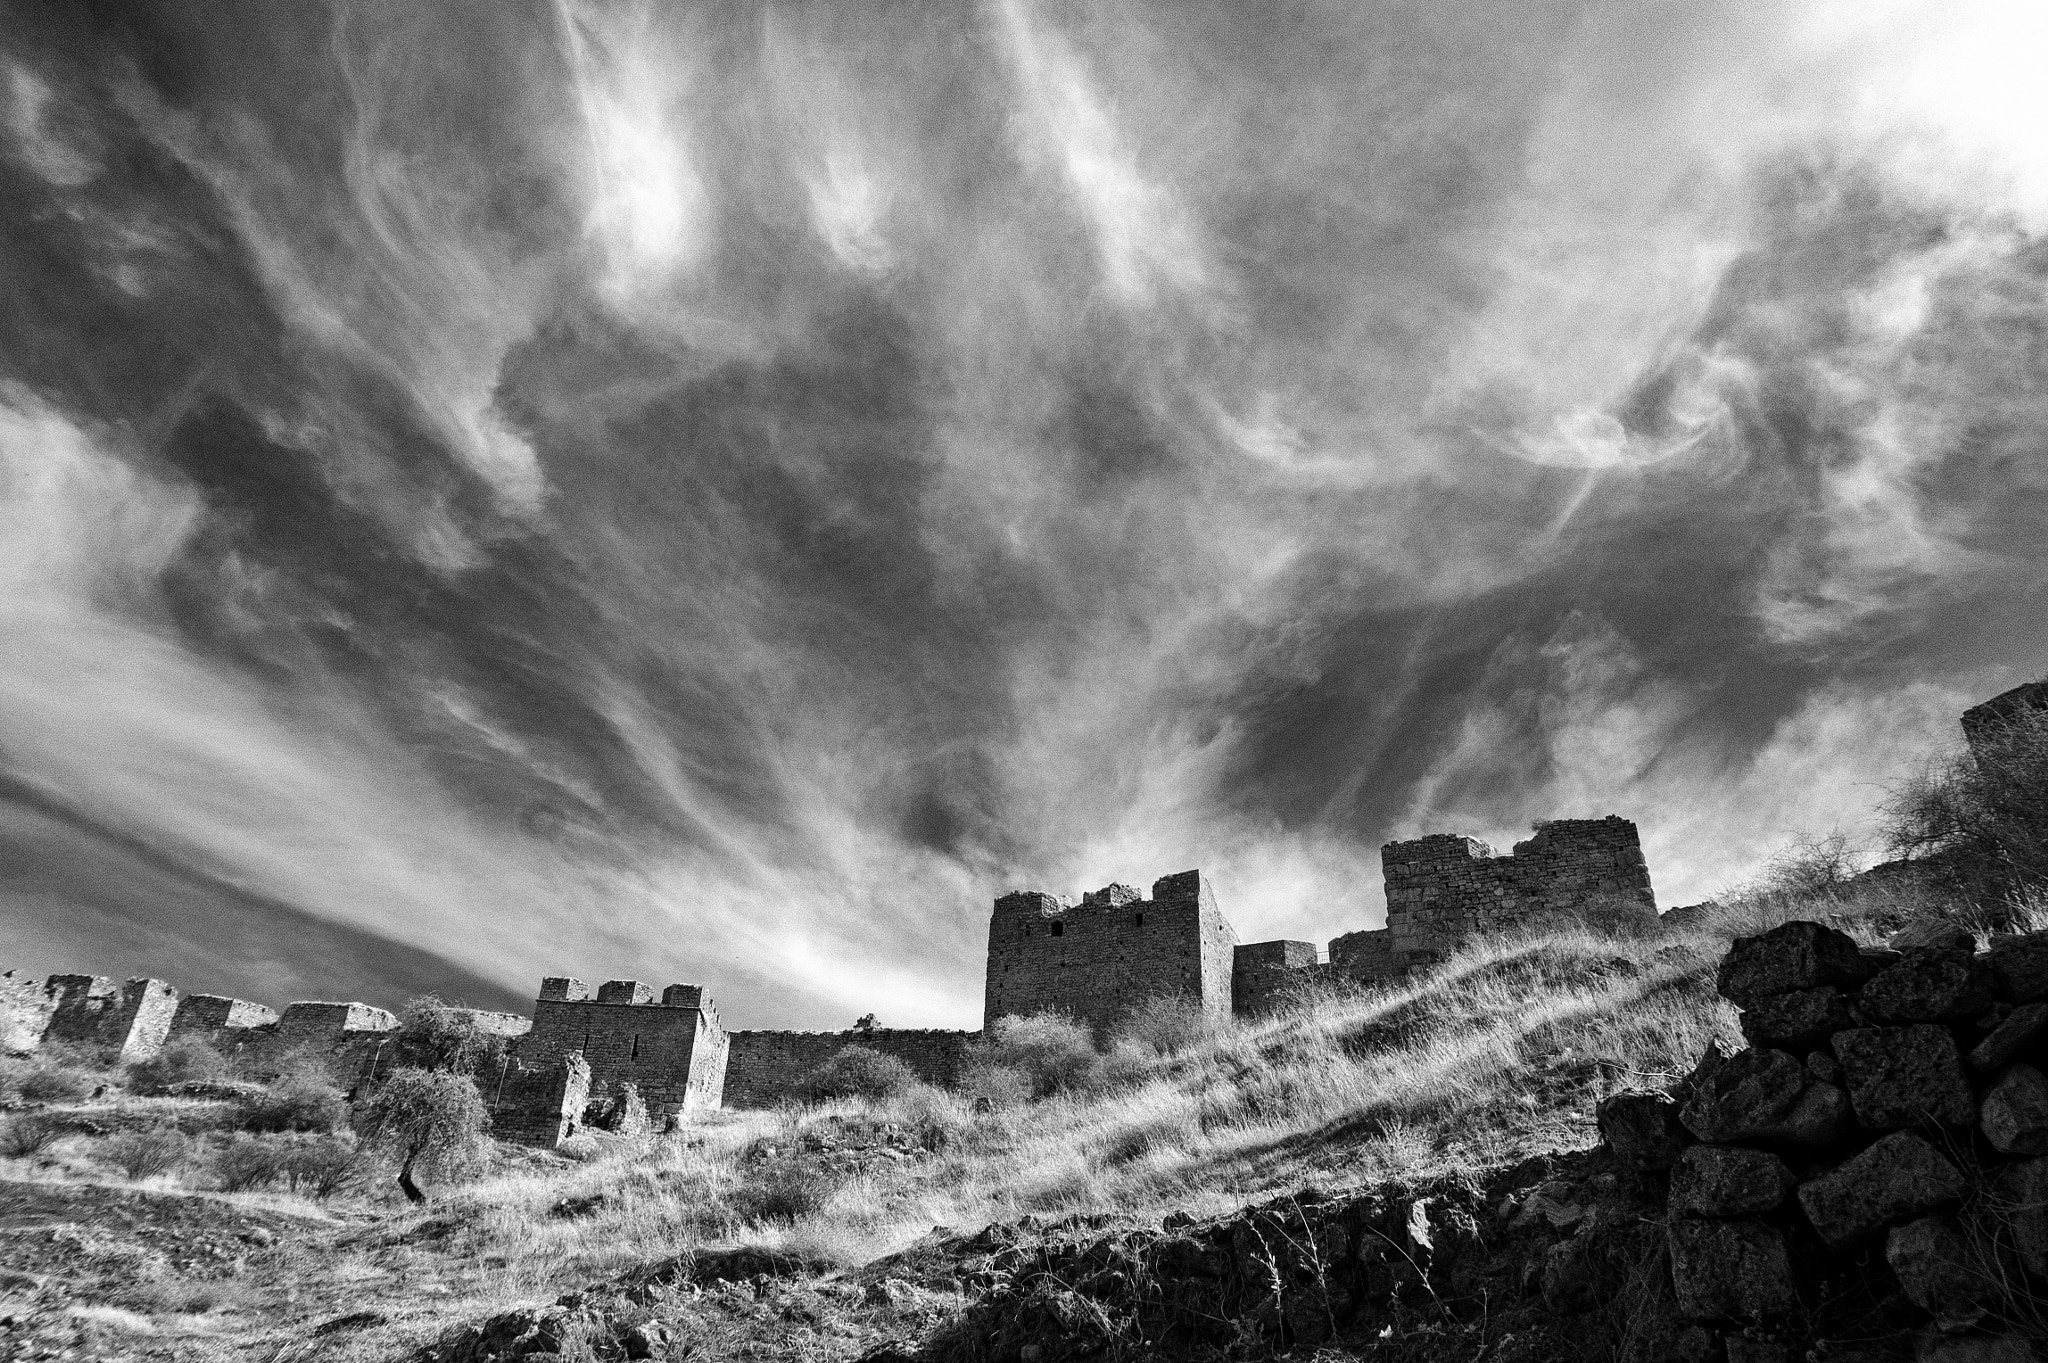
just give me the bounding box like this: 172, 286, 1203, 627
983, 869, 1238, 1035
516, 978, 727, 1119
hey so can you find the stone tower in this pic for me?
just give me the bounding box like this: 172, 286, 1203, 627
516, 978, 728, 1119
983, 869, 1239, 1035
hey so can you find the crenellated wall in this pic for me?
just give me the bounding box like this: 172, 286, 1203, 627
515, 977, 727, 1119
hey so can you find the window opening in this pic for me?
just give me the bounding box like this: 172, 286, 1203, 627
631, 1034, 640, 1060
1135, 913, 1144, 927
1051, 922, 1064, 937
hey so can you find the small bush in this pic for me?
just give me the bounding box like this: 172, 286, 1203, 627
796, 1046, 920, 1102
241, 1074, 346, 1134
1111, 994, 1217, 1057
0, 1112, 64, 1158
959, 1062, 1032, 1112
105, 1124, 190, 1180
214, 1134, 288, 1192
733, 1165, 836, 1224
392, 996, 511, 1076
15, 1066, 92, 1104
128, 1036, 228, 1094
277, 1132, 362, 1198
975, 1013, 1100, 1099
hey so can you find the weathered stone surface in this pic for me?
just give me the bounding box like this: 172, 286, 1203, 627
1681, 1048, 1846, 1145
1598, 1089, 1692, 1172
1540, 1237, 1598, 1314
1835, 1026, 1977, 1130
1982, 1064, 2048, 1155
1970, 1003, 2048, 1073
1796, 1131, 1967, 1246
1887, 1215, 1989, 1333
1724, 1338, 1791, 1363
1740, 987, 1857, 1049
1860, 948, 1997, 1025
1989, 933, 2048, 1004
1666, 1218, 1797, 1321
1914, 1331, 2039, 1363
1669, 1145, 1796, 1218
1718, 922, 1875, 1008
1892, 921, 1977, 953
1998, 1156, 2048, 1280
1807, 1050, 1844, 1085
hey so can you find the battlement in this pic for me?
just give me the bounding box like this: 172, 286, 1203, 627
519, 974, 727, 1119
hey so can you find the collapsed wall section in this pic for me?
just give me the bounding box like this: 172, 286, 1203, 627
489, 1052, 592, 1148
723, 1028, 976, 1109
984, 870, 1239, 1035
1378, 816, 1656, 977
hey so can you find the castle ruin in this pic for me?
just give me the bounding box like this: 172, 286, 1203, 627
6, 814, 1662, 1147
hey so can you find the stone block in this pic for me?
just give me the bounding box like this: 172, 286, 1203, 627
1988, 934, 2048, 1004
597, 980, 653, 1005
1996, 1156, 2048, 1279
1597, 1089, 1692, 1172
1666, 1218, 1797, 1321
1981, 1064, 2048, 1155
539, 977, 589, 1002
1681, 1048, 1848, 1147
1835, 1026, 1977, 1130
1718, 922, 1876, 1008
1669, 1145, 1796, 1218
1796, 1131, 1967, 1246
1860, 948, 1996, 1024
1887, 1215, 1989, 1333
1807, 1051, 1844, 1085
1969, 1003, 2048, 1073
1740, 987, 1857, 1049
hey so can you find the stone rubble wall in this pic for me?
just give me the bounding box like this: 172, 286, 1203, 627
488, 1052, 592, 1148
515, 978, 725, 1118
1587, 916, 2048, 1355
1229, 940, 1318, 1017
722, 1028, 978, 1110
41, 975, 180, 1062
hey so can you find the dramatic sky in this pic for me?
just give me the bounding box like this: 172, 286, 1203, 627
5, 0, 2048, 1028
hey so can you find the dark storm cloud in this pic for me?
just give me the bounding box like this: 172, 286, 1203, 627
3, 0, 2046, 1023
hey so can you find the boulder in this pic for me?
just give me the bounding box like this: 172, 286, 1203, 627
1989, 933, 2048, 1004
1997, 1156, 2048, 1279
1681, 1048, 1847, 1146
1669, 1145, 1796, 1218
1887, 1215, 1989, 1333
1807, 1051, 1844, 1085
1969, 1002, 2048, 1073
1835, 1026, 1977, 1130
1718, 922, 1877, 1008
1598, 1089, 1693, 1172
1981, 1064, 2048, 1155
1666, 1218, 1797, 1321
1860, 948, 1997, 1025
1796, 1131, 1967, 1246
1540, 1237, 1598, 1314
1892, 921, 1977, 952
1740, 987, 1857, 1050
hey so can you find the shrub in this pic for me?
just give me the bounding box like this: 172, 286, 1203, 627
732, 1165, 836, 1224
1111, 994, 1217, 1057
15, 1065, 91, 1104
1884, 704, 2048, 897
391, 996, 511, 1076
241, 1074, 346, 1134
795, 1046, 920, 1102
277, 1132, 362, 1199
0, 1112, 64, 1158
128, 1036, 228, 1094
975, 1013, 1100, 1099
214, 1134, 288, 1192
106, 1124, 191, 1180
355, 1068, 491, 1202
959, 1062, 1032, 1112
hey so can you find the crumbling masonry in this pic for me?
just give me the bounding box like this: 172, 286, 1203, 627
8, 823, 1666, 1145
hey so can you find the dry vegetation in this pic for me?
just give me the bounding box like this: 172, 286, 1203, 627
1, 838, 2030, 1359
